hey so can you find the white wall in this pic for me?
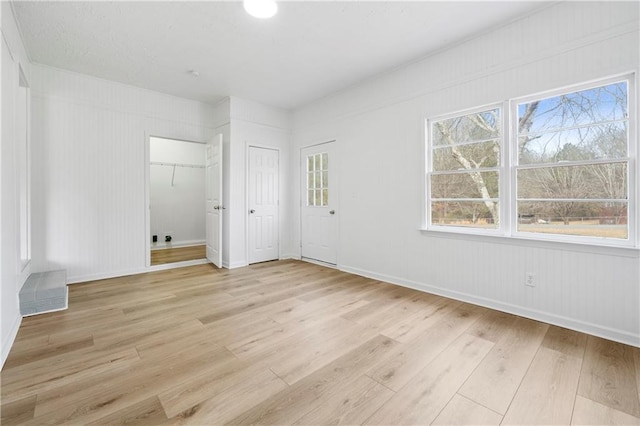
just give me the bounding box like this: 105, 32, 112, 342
291, 2, 640, 346
205, 97, 233, 267
1, 1, 32, 367
150, 137, 205, 248
185, 96, 291, 269
30, 65, 217, 283
226, 96, 292, 268
29, 73, 291, 279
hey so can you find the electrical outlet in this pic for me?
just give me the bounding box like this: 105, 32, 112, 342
525, 272, 536, 287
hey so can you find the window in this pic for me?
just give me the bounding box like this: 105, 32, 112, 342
306, 152, 329, 206
426, 74, 635, 247
515, 80, 630, 240
428, 107, 502, 230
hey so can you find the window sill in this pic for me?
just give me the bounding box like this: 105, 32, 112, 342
418, 227, 639, 258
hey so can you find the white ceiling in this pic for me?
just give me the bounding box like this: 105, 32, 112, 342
13, 1, 550, 110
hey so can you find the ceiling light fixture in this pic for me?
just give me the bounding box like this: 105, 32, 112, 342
243, 0, 277, 19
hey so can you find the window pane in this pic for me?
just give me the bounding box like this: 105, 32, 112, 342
314, 171, 322, 189
322, 189, 328, 206
308, 190, 315, 206
322, 171, 328, 188
307, 155, 314, 173
518, 81, 628, 165
322, 153, 328, 170
307, 172, 314, 191
314, 154, 321, 170
517, 201, 628, 239
518, 163, 627, 200
315, 189, 322, 206
432, 109, 500, 146
518, 82, 628, 136
519, 122, 627, 165
431, 201, 499, 228
433, 140, 499, 171
431, 171, 499, 199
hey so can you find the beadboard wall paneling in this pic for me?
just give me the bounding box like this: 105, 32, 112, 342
212, 97, 231, 129
30, 66, 216, 130
30, 65, 217, 282
293, 1, 639, 129
291, 2, 640, 346
1, 1, 32, 368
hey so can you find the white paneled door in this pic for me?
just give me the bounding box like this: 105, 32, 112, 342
205, 134, 223, 268
301, 142, 338, 265
248, 147, 279, 264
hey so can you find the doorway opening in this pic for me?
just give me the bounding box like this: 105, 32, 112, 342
149, 136, 207, 266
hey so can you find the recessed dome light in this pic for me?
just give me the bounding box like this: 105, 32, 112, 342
243, 0, 277, 19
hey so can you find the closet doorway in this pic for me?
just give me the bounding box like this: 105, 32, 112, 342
149, 136, 207, 266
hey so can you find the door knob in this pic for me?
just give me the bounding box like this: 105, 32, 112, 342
213, 206, 219, 210
329, 210, 335, 215
250, 209, 255, 214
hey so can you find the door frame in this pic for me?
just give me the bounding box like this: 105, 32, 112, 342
245, 143, 281, 264
144, 133, 209, 269
299, 140, 339, 266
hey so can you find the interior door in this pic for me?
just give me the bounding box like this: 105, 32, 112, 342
205, 134, 223, 267
249, 147, 279, 264
301, 141, 338, 265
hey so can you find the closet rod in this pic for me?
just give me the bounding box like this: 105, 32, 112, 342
150, 161, 205, 169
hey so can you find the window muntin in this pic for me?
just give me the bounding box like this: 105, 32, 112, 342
306, 152, 329, 206
428, 108, 501, 229
515, 80, 629, 240
426, 75, 635, 247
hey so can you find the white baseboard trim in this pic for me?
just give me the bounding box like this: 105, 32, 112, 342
1, 312, 22, 370
146, 259, 209, 272
150, 240, 205, 250
280, 253, 301, 261
301, 257, 337, 269
68, 267, 150, 284
339, 264, 640, 348
225, 260, 248, 269
68, 260, 210, 284
22, 304, 69, 317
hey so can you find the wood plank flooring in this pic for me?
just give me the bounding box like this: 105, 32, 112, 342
2, 260, 640, 425
150, 245, 206, 265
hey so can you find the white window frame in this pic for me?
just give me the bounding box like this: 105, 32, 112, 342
424, 73, 637, 249
510, 74, 635, 248
425, 103, 507, 237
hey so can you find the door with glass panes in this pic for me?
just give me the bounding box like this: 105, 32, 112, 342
301, 142, 338, 264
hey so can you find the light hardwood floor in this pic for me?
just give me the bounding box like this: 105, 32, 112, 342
151, 245, 206, 265
2, 260, 639, 425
